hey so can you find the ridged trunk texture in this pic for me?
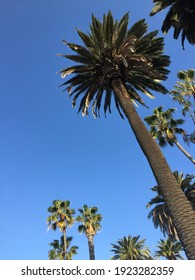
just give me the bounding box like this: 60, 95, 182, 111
112, 78, 195, 260
87, 234, 95, 260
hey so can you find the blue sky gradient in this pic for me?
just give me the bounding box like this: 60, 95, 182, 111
1, 0, 194, 260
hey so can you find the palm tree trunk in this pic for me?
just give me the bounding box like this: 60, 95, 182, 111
87, 234, 95, 260
112, 78, 195, 260
63, 230, 67, 260
174, 140, 195, 164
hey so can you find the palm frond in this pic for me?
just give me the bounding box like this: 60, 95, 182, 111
59, 11, 170, 118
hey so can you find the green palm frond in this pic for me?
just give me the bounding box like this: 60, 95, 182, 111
150, 0, 195, 48
76, 205, 102, 236
111, 235, 152, 260
47, 200, 75, 232
48, 236, 78, 260
59, 11, 170, 118
145, 106, 186, 147
154, 238, 184, 260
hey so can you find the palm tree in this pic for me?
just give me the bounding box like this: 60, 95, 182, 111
48, 236, 78, 260
171, 69, 195, 122
76, 205, 102, 260
47, 200, 75, 260
154, 238, 184, 260
150, 0, 195, 48
110, 235, 152, 260
147, 171, 195, 241
58, 11, 195, 259
144, 106, 195, 164
171, 69, 195, 144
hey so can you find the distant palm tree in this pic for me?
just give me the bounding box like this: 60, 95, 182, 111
76, 205, 102, 260
144, 106, 195, 164
147, 171, 195, 241
171, 69, 195, 124
48, 236, 78, 260
59, 11, 195, 259
47, 200, 75, 260
111, 235, 152, 260
150, 0, 195, 48
154, 238, 184, 260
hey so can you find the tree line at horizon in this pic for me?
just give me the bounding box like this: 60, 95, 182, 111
48, 1, 195, 259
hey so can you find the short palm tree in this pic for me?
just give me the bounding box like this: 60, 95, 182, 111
144, 106, 195, 164
76, 205, 102, 260
48, 236, 78, 260
47, 200, 75, 260
154, 238, 184, 260
150, 0, 195, 48
58, 11, 195, 259
147, 171, 195, 241
110, 235, 152, 260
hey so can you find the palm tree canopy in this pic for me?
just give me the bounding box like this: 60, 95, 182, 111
48, 236, 78, 260
171, 69, 195, 123
76, 204, 102, 236
150, 0, 195, 48
154, 238, 184, 260
47, 200, 75, 232
59, 11, 170, 118
111, 235, 152, 260
147, 171, 195, 240
144, 106, 186, 147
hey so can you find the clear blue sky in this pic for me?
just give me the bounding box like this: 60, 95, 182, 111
0, 0, 194, 260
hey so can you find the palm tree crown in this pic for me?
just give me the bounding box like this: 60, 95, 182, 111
110, 235, 152, 260
145, 106, 195, 164
171, 69, 195, 123
144, 106, 185, 147
59, 11, 170, 118
48, 236, 78, 260
154, 238, 184, 260
76, 205, 102, 235
150, 0, 195, 48
47, 200, 75, 232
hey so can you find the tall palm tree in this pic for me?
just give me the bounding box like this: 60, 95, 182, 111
48, 236, 78, 260
110, 235, 152, 260
150, 0, 195, 48
76, 205, 102, 260
47, 200, 75, 260
144, 106, 195, 164
58, 11, 195, 259
147, 171, 195, 241
154, 238, 184, 260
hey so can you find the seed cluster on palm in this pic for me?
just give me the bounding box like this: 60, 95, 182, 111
150, 0, 195, 48
59, 11, 170, 118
